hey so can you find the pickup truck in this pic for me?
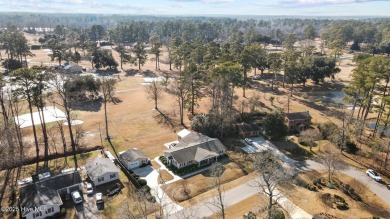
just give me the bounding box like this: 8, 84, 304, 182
107, 183, 122, 196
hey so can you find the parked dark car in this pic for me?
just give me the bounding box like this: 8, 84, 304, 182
107, 183, 122, 196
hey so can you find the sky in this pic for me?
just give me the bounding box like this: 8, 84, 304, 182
0, 0, 389, 17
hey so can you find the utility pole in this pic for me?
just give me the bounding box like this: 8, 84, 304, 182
98, 124, 104, 148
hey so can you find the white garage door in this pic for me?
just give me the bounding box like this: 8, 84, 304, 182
128, 161, 139, 169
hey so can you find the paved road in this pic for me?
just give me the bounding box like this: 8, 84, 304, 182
295, 160, 390, 204
168, 177, 311, 219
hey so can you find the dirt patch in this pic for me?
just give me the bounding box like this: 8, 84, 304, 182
158, 170, 174, 184
279, 170, 390, 219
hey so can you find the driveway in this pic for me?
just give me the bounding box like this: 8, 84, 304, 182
133, 162, 184, 215
133, 166, 160, 187
295, 159, 390, 205
74, 184, 101, 219
168, 177, 311, 219
242, 136, 298, 164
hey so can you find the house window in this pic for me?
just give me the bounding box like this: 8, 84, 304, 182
98, 177, 104, 182
110, 173, 116, 179
46, 207, 54, 214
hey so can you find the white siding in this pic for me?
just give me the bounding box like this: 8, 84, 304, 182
25, 205, 60, 219
92, 172, 119, 186
127, 161, 140, 169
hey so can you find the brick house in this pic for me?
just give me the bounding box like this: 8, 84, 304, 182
285, 111, 312, 132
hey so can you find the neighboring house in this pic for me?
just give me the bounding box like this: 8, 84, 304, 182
237, 123, 261, 138
285, 111, 312, 132
19, 171, 82, 219
63, 62, 83, 73
119, 148, 149, 169
164, 131, 226, 169
85, 158, 120, 186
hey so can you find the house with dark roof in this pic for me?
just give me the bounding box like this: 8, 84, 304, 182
164, 131, 226, 169
19, 171, 82, 219
237, 123, 262, 137
285, 111, 312, 132
63, 62, 83, 73
119, 148, 149, 169
85, 157, 120, 186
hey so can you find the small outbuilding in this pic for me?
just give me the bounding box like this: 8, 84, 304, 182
85, 158, 120, 186
119, 148, 149, 170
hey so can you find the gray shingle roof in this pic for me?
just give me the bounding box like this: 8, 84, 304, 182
120, 148, 148, 163
19, 171, 81, 217
237, 123, 261, 133
20, 185, 62, 216
85, 158, 119, 180
165, 132, 226, 164
285, 111, 312, 120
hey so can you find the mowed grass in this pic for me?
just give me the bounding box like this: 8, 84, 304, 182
158, 170, 174, 184
272, 139, 315, 161
164, 162, 247, 203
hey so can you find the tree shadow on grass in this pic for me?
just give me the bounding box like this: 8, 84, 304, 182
272, 140, 315, 161
70, 98, 103, 112
125, 69, 140, 76
154, 109, 180, 133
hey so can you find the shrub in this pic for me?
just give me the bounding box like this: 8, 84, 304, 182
345, 141, 358, 154
147, 195, 156, 203
137, 179, 147, 187
141, 185, 151, 192
334, 194, 346, 203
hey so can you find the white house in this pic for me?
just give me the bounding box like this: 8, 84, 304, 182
164, 131, 226, 169
119, 148, 149, 169
19, 171, 82, 219
85, 158, 120, 186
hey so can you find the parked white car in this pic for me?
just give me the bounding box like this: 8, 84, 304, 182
71, 191, 83, 204
95, 193, 104, 204
245, 138, 253, 145
366, 169, 382, 182
86, 182, 93, 195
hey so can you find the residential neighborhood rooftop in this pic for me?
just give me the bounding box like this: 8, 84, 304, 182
166, 132, 226, 164
85, 157, 120, 179
120, 148, 148, 163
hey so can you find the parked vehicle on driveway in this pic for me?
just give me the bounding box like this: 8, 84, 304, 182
71, 191, 83, 204
86, 182, 93, 195
253, 74, 262, 80
95, 193, 104, 204
107, 183, 122, 196
245, 138, 253, 145
366, 169, 382, 182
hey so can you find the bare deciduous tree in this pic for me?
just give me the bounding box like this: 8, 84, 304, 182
146, 80, 163, 110
206, 162, 226, 219
251, 150, 291, 219
317, 143, 345, 182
